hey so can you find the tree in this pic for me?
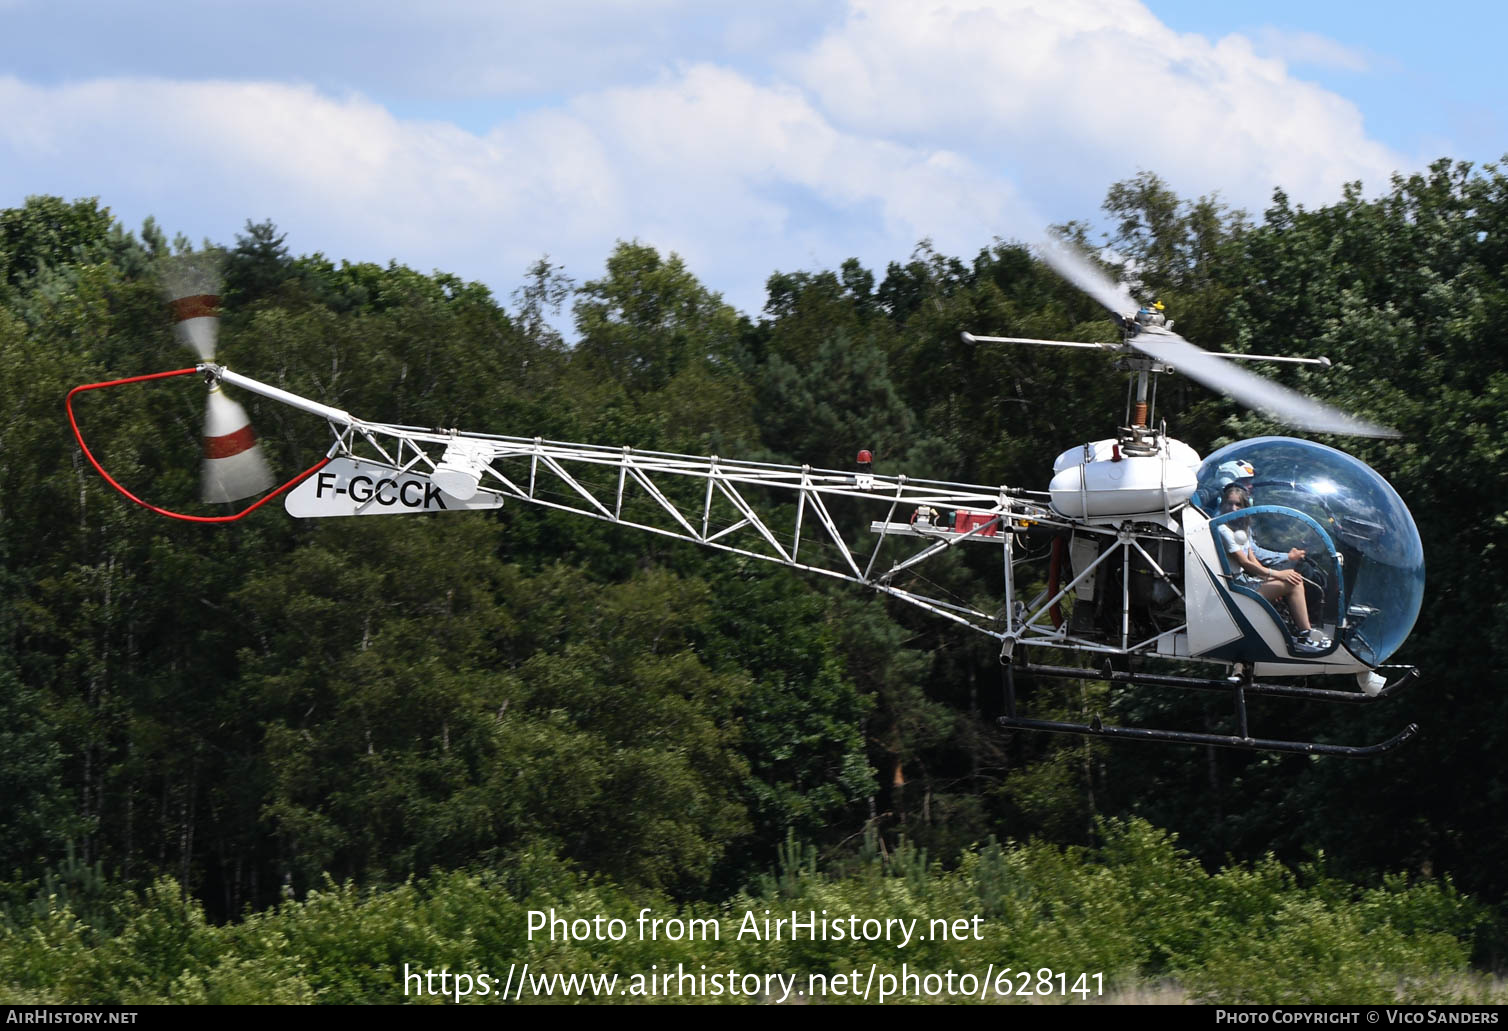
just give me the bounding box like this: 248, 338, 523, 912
511, 256, 574, 350
222, 219, 294, 306
0, 196, 115, 295
573, 242, 742, 393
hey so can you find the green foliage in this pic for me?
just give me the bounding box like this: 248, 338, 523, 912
0, 821, 1490, 1004
0, 196, 116, 296
574, 242, 742, 393
4, 159, 1508, 995
0, 602, 70, 873
223, 219, 294, 307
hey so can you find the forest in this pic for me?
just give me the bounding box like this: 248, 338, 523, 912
2, 159, 1507, 1003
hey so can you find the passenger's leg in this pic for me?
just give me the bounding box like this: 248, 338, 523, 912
1258, 579, 1312, 632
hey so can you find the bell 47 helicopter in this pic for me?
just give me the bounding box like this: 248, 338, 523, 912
67, 244, 1424, 758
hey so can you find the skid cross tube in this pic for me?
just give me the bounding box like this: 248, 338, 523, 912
997, 715, 1419, 757
1018, 661, 1422, 704
999, 660, 1420, 756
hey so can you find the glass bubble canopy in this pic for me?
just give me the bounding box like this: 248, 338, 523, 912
1194, 437, 1424, 666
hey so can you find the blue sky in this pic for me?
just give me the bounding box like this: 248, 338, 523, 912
1145, 1, 1504, 163
1, 1, 1501, 319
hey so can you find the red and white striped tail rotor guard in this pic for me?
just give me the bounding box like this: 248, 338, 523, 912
167, 290, 276, 503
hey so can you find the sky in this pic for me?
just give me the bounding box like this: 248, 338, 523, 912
1, 0, 1502, 320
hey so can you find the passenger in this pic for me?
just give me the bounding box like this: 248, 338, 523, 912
1199, 459, 1256, 514
1217, 484, 1330, 654
1215, 460, 1305, 569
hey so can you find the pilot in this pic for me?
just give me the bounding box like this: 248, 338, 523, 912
1218, 484, 1330, 654
1216, 459, 1255, 491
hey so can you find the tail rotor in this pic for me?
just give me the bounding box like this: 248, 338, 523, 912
162, 263, 275, 502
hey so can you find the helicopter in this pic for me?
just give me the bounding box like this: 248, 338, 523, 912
66, 242, 1424, 758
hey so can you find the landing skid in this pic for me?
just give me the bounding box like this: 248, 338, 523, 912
999, 660, 1420, 757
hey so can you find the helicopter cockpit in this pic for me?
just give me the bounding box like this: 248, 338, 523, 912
1193, 437, 1424, 666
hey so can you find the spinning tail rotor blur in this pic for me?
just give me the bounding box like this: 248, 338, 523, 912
160, 256, 275, 503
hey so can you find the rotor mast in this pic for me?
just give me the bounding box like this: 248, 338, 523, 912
1119, 303, 1172, 451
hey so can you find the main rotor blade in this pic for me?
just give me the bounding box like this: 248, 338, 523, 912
961, 332, 1118, 352
1207, 351, 1331, 367
1038, 237, 1137, 317
1131, 328, 1398, 438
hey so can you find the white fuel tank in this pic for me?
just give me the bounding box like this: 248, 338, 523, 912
1048, 437, 1201, 519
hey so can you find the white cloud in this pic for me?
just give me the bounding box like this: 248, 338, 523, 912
1249, 27, 1371, 73
0, 1, 1416, 318
0, 68, 1024, 315
0, 1, 844, 107
787, 0, 1403, 213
